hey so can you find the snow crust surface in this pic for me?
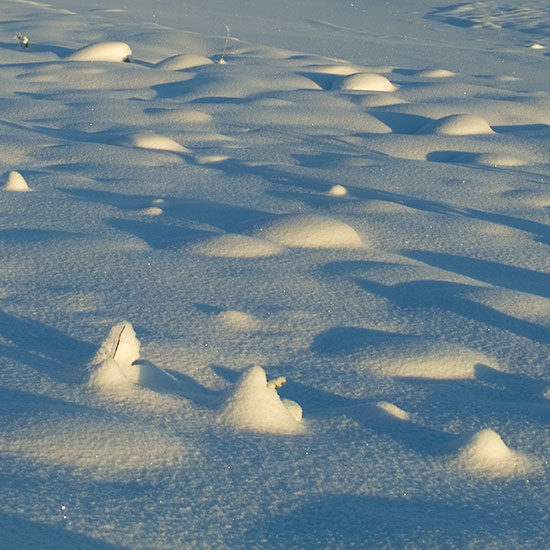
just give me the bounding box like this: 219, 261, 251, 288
1, 0, 550, 548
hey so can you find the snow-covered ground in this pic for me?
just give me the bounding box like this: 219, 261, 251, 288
1, 0, 550, 547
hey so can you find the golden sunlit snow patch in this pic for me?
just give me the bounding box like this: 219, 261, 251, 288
332, 72, 396, 92
417, 114, 494, 135
260, 215, 364, 249
454, 429, 538, 478
66, 41, 132, 62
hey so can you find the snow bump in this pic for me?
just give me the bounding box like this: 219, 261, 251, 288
219, 366, 305, 434
332, 72, 396, 92
455, 429, 537, 478
418, 114, 494, 136
66, 41, 132, 62
260, 215, 364, 249
3, 171, 31, 192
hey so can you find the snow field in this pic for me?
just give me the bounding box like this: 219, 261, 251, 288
1, 0, 550, 547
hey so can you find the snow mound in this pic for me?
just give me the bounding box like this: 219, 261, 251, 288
156, 53, 214, 70
88, 322, 173, 390
260, 215, 364, 249
363, 344, 497, 380
377, 401, 410, 421
195, 154, 230, 164
66, 41, 132, 62
332, 72, 396, 92
217, 310, 260, 331
124, 133, 188, 153
89, 322, 141, 388
3, 171, 31, 192
219, 366, 305, 434
193, 234, 284, 257
418, 114, 494, 135
455, 429, 536, 478
139, 206, 163, 216
419, 69, 456, 78
327, 184, 348, 196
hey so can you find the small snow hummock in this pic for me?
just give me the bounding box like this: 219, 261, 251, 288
88, 322, 172, 390
455, 429, 536, 478
123, 133, 189, 153
327, 184, 348, 197
88, 322, 141, 388
155, 53, 214, 71
332, 72, 396, 92
417, 114, 494, 136
376, 401, 410, 421
219, 366, 304, 434
66, 42, 132, 62
193, 234, 284, 258
3, 171, 31, 192
259, 214, 364, 249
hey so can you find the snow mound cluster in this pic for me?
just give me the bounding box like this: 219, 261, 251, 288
219, 366, 304, 434
332, 72, 396, 92
260, 215, 364, 249
455, 429, 536, 478
66, 42, 132, 62
3, 171, 31, 192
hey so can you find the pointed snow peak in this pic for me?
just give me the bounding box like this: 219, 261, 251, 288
219, 366, 304, 434
4, 171, 31, 192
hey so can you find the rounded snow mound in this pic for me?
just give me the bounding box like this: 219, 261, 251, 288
124, 133, 188, 153
260, 215, 364, 249
66, 42, 132, 62
417, 114, 494, 135
156, 53, 213, 70
327, 184, 348, 197
362, 343, 498, 380
4, 171, 31, 192
139, 206, 163, 216
455, 429, 536, 477
419, 69, 456, 78
376, 401, 410, 421
193, 234, 284, 258
332, 72, 396, 92
219, 366, 305, 434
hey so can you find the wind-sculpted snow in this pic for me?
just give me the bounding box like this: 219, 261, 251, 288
1, 0, 550, 548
